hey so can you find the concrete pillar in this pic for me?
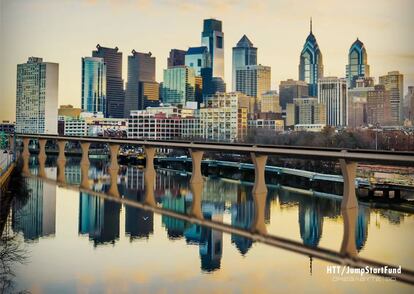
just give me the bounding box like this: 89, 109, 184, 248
251, 189, 267, 235
109, 144, 120, 170
57, 140, 67, 162
22, 138, 30, 157
38, 141, 47, 179
21, 149, 30, 176
190, 181, 204, 219
80, 142, 90, 166
339, 159, 358, 209
107, 165, 120, 198
144, 146, 156, 206
80, 162, 90, 190
190, 149, 204, 184
340, 207, 358, 258
251, 153, 268, 195
57, 156, 66, 185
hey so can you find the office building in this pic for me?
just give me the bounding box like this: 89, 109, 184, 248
317, 77, 348, 127
299, 19, 324, 97
16, 57, 58, 134
92, 45, 124, 118
235, 65, 271, 112
232, 35, 257, 91
63, 117, 87, 136
0, 121, 14, 134
201, 18, 224, 81
346, 39, 370, 88
139, 81, 160, 109
162, 66, 196, 107
404, 86, 414, 122
347, 81, 374, 128
286, 97, 326, 126
260, 91, 281, 113
124, 50, 156, 115
185, 46, 210, 76
279, 79, 309, 110
200, 92, 250, 141
379, 71, 404, 124
58, 105, 82, 118
81, 57, 107, 115
168, 49, 186, 68
367, 85, 392, 126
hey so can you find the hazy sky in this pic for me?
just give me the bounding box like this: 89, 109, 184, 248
1, 0, 413, 122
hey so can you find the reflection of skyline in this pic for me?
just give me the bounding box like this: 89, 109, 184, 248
12, 176, 56, 241
78, 192, 120, 246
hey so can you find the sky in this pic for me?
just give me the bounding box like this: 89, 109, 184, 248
1, 0, 414, 122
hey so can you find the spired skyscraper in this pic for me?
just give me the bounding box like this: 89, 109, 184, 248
201, 18, 225, 92
92, 45, 124, 118
232, 35, 257, 91
299, 19, 324, 97
346, 39, 370, 88
81, 57, 107, 116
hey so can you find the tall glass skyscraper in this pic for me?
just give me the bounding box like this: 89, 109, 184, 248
232, 35, 257, 91
299, 19, 324, 97
162, 66, 196, 106
92, 45, 124, 118
201, 19, 225, 82
16, 57, 59, 134
346, 39, 370, 88
124, 50, 156, 116
81, 57, 107, 115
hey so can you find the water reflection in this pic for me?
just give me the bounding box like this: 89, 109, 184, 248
7, 155, 414, 284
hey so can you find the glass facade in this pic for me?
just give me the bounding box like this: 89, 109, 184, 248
346, 39, 370, 88
232, 35, 257, 91
81, 57, 107, 115
162, 66, 195, 106
201, 19, 225, 80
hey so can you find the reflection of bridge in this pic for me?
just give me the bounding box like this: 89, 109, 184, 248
12, 133, 414, 284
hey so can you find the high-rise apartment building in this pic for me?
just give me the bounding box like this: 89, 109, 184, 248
367, 85, 392, 126
279, 79, 309, 110
404, 86, 414, 122
232, 35, 257, 91
235, 65, 271, 112
92, 45, 124, 118
124, 50, 156, 116
346, 39, 370, 88
379, 71, 404, 125
81, 57, 107, 116
167, 49, 186, 68
201, 18, 224, 80
317, 77, 348, 127
16, 57, 58, 134
299, 19, 324, 97
162, 66, 196, 106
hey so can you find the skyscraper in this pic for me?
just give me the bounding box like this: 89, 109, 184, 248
124, 50, 156, 116
201, 19, 225, 83
185, 46, 210, 76
279, 79, 309, 110
92, 44, 124, 118
346, 39, 370, 88
404, 86, 414, 122
367, 85, 392, 126
167, 49, 186, 68
81, 57, 107, 115
232, 35, 257, 91
318, 77, 348, 127
299, 19, 324, 97
162, 66, 196, 106
379, 71, 404, 125
235, 65, 271, 112
16, 57, 58, 134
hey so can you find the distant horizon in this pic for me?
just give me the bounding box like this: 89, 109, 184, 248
1, 0, 413, 121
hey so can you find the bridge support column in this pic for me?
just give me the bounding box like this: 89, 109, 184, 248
80, 142, 90, 166
38, 139, 47, 178
340, 207, 358, 258
21, 138, 30, 176
339, 159, 358, 210
109, 144, 120, 170
144, 147, 156, 206
8, 135, 14, 151
190, 181, 204, 219
250, 153, 268, 234
57, 140, 67, 162
107, 165, 120, 198
190, 149, 204, 184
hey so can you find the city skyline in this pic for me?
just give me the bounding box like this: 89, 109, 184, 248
1, 0, 414, 121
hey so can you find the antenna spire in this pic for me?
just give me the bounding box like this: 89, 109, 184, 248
310, 17, 312, 33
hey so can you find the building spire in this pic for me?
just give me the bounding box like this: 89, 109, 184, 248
310, 17, 312, 33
